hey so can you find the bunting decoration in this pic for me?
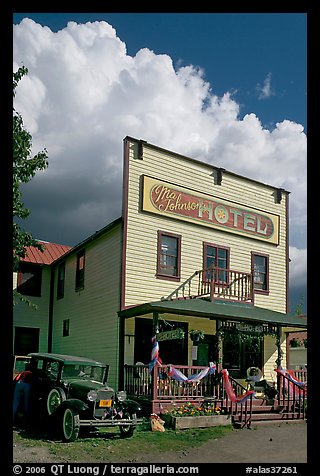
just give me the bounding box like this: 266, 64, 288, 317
148, 335, 162, 373
275, 367, 307, 395
221, 369, 255, 403
168, 362, 216, 382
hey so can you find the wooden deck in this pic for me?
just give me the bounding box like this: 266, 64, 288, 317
124, 364, 307, 428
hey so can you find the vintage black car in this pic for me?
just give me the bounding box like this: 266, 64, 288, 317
15, 352, 142, 442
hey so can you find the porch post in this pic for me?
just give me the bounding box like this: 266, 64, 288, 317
152, 311, 159, 336
216, 320, 223, 372
275, 325, 283, 368
151, 312, 160, 414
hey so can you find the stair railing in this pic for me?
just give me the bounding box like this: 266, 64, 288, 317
277, 370, 307, 420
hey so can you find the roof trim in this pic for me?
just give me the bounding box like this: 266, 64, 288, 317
118, 299, 307, 328
124, 136, 290, 194
52, 217, 122, 264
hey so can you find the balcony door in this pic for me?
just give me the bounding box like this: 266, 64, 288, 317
203, 243, 229, 282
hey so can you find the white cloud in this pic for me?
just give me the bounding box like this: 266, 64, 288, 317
13, 19, 307, 292
256, 72, 275, 100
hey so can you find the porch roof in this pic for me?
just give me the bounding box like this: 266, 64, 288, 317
118, 299, 307, 329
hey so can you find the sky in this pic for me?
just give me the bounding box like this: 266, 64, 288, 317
12, 12, 307, 314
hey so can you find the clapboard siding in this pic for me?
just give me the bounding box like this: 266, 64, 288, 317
13, 266, 51, 353
51, 222, 122, 388
124, 139, 287, 314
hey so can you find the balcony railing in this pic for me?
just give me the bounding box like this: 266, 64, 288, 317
163, 266, 254, 303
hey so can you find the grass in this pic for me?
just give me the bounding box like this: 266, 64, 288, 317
13, 419, 233, 463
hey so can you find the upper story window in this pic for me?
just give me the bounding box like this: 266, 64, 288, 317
17, 262, 42, 297
75, 250, 85, 291
203, 243, 229, 282
157, 231, 181, 281
57, 261, 66, 299
252, 252, 269, 293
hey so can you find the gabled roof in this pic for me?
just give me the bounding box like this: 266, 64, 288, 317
20, 241, 72, 265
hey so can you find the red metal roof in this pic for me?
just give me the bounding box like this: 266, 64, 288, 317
20, 241, 72, 265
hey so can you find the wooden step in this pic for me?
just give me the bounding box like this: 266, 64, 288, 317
232, 410, 305, 427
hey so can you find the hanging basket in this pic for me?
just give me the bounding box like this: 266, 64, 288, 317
189, 329, 205, 343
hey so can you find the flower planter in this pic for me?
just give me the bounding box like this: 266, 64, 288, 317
169, 414, 230, 430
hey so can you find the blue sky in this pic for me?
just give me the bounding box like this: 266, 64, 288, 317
12, 13, 307, 313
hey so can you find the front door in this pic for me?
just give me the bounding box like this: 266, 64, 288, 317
196, 335, 219, 366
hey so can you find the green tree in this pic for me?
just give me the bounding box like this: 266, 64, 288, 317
295, 295, 305, 316
13, 66, 48, 304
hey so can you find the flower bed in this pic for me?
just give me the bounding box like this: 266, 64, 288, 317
162, 402, 231, 430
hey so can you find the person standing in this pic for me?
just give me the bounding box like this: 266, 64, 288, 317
13, 366, 33, 427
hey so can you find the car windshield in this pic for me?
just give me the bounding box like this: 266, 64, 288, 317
62, 363, 105, 383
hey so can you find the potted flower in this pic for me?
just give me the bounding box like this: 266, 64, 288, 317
289, 337, 301, 348
162, 402, 230, 430
189, 329, 205, 343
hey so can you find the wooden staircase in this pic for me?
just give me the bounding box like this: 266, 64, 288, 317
232, 397, 306, 428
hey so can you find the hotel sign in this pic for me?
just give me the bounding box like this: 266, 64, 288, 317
157, 329, 184, 341
142, 176, 279, 244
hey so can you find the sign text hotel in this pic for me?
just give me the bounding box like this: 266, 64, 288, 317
142, 176, 279, 244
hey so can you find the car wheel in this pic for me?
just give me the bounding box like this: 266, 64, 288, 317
61, 407, 80, 442
47, 387, 66, 416
119, 412, 137, 438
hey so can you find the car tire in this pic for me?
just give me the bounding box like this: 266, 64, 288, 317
47, 387, 66, 416
61, 407, 80, 442
119, 412, 137, 438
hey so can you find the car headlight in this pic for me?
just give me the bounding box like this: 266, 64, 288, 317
116, 390, 127, 401
87, 390, 98, 402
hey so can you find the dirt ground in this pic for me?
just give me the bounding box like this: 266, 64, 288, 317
13, 421, 308, 464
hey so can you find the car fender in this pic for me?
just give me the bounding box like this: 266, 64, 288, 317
121, 399, 142, 414
57, 398, 89, 414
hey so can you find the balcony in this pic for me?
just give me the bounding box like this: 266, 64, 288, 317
162, 266, 254, 304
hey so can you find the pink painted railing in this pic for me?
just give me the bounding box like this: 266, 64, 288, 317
163, 266, 254, 303
124, 363, 253, 425
276, 370, 307, 420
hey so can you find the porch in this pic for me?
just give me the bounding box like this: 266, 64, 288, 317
118, 279, 307, 428
124, 363, 307, 428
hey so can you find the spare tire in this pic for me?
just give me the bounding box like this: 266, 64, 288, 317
47, 387, 66, 416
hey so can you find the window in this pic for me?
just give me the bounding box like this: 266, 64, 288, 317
14, 326, 39, 355
157, 231, 181, 281
63, 319, 70, 337
203, 243, 229, 282
252, 253, 269, 292
75, 250, 85, 290
57, 262, 65, 299
17, 263, 42, 297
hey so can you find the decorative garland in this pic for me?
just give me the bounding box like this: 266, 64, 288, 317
168, 362, 216, 383
275, 367, 307, 396
221, 369, 256, 403
148, 335, 162, 373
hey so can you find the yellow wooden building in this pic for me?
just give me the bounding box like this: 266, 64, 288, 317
13, 136, 307, 390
